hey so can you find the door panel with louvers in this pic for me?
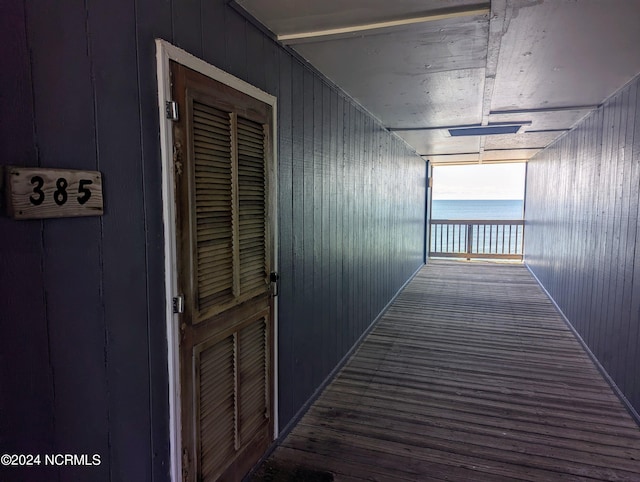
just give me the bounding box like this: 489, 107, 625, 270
195, 312, 269, 482
237, 116, 268, 296
171, 61, 273, 482
193, 102, 235, 312
197, 334, 235, 481
237, 315, 269, 443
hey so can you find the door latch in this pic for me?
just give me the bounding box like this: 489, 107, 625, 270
269, 272, 279, 297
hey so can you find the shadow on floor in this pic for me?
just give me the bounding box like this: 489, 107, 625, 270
250, 460, 334, 482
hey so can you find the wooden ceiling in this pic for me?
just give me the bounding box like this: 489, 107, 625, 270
236, 0, 640, 165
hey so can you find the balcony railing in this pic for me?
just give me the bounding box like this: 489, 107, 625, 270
429, 219, 524, 260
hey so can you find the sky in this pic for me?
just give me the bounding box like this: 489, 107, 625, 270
432, 163, 526, 200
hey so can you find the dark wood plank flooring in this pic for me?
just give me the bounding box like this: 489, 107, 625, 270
257, 260, 640, 481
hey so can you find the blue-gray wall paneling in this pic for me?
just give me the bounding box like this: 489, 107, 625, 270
525, 75, 640, 415
1, 1, 427, 480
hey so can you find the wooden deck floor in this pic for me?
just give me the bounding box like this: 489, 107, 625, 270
256, 260, 640, 481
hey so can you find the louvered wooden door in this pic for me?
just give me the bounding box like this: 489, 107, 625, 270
170, 62, 274, 482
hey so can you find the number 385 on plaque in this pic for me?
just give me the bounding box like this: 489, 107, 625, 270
4, 167, 103, 220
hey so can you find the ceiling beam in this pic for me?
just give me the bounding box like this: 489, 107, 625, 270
427, 158, 529, 166
421, 150, 540, 158
277, 4, 490, 44
389, 121, 531, 132
484, 148, 544, 152
524, 129, 570, 133
478, 0, 507, 162
420, 152, 480, 157
490, 105, 599, 115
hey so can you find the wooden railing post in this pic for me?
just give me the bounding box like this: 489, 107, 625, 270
466, 224, 473, 261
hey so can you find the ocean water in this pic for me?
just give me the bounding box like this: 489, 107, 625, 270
431, 199, 524, 220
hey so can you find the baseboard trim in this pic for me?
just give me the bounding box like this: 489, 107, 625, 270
525, 262, 640, 428
245, 262, 426, 478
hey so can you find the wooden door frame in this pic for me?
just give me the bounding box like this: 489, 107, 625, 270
155, 39, 279, 482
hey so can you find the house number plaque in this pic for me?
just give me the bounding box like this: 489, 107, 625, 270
4, 167, 103, 220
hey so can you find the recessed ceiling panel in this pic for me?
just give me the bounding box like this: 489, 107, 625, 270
484, 131, 563, 150
482, 149, 541, 162
293, 17, 488, 75
492, 0, 640, 111
345, 68, 484, 128
489, 109, 592, 132
428, 153, 484, 165
396, 130, 480, 156
236, 0, 487, 36
293, 18, 488, 127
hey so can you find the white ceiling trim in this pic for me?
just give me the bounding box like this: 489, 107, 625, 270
428, 158, 529, 166
277, 5, 490, 44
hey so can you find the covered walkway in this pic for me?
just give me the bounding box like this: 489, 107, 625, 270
255, 261, 640, 480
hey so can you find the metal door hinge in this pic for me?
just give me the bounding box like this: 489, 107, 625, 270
172, 295, 184, 314
166, 100, 179, 121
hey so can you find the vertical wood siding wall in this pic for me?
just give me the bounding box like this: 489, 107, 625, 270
525, 75, 640, 416
278, 62, 425, 428
0, 1, 426, 480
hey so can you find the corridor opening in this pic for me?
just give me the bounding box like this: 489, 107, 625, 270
428, 163, 527, 260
